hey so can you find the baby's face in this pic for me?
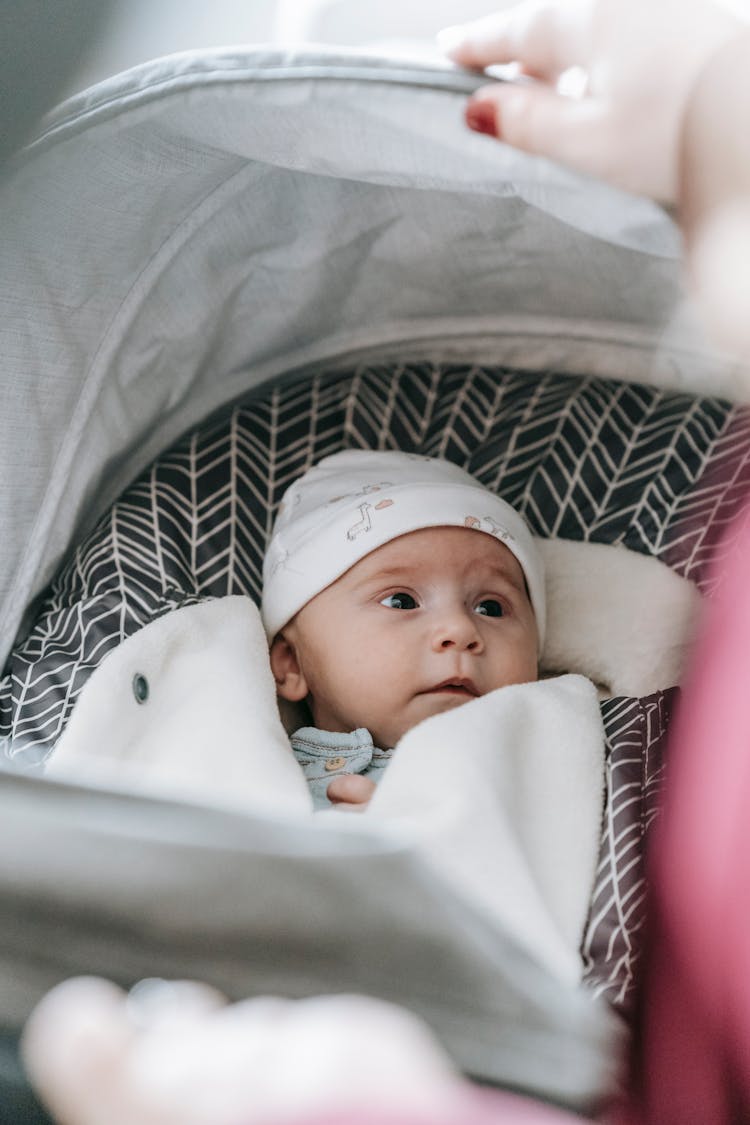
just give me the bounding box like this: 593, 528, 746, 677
274, 526, 538, 750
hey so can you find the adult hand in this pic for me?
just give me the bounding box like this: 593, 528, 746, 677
438, 0, 743, 202
22, 977, 462, 1125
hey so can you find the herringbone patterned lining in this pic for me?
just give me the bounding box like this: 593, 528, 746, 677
1, 360, 744, 1009
583, 691, 675, 1007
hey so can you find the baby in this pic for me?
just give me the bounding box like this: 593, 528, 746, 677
261, 450, 546, 810
43, 448, 601, 992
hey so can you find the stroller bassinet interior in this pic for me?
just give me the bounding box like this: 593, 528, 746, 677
2, 45, 748, 1122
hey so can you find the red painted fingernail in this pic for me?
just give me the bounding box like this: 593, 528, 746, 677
465, 99, 498, 138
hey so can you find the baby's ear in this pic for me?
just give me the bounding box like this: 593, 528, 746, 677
269, 634, 309, 702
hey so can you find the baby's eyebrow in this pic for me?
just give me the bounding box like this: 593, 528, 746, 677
353, 560, 527, 593
483, 564, 526, 592
353, 564, 414, 587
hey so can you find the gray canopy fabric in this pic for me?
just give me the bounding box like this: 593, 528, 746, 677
0, 47, 730, 667
0, 47, 734, 1114
0, 767, 623, 1110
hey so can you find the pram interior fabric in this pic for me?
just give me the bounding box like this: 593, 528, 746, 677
1, 45, 747, 1120
4, 357, 736, 1012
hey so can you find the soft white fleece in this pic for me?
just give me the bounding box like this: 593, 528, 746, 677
47, 539, 699, 980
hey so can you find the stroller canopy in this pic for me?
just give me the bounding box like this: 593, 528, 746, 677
0, 46, 728, 665
3, 48, 744, 1118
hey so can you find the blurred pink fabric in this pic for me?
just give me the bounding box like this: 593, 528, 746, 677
273, 1086, 589, 1124
631, 502, 750, 1123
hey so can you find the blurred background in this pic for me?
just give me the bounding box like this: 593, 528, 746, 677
0, 0, 509, 168
66, 0, 505, 95
6, 0, 750, 155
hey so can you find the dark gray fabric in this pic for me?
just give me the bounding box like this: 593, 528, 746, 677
0, 1032, 52, 1125
584, 690, 675, 1010
0, 0, 118, 168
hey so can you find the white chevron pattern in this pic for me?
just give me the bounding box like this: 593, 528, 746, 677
0, 361, 743, 1009
582, 692, 672, 1009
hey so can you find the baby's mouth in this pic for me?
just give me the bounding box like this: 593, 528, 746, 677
422, 678, 480, 698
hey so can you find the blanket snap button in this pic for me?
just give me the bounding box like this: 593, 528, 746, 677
132, 673, 149, 704
325, 756, 346, 772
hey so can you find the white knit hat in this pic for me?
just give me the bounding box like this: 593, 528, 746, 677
261, 450, 545, 646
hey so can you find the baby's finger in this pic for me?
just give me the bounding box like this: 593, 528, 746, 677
438, 2, 588, 82
326, 772, 376, 806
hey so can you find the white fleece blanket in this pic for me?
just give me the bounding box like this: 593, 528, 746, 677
344, 672, 602, 983
47, 539, 700, 983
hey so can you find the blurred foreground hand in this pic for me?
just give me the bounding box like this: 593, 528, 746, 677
439, 0, 743, 203
21, 977, 463, 1125
21, 976, 590, 1125
441, 0, 750, 364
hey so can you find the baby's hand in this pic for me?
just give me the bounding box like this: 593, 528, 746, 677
326, 772, 376, 811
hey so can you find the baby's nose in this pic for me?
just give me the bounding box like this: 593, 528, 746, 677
431, 610, 482, 652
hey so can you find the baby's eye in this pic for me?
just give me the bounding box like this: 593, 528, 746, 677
474, 598, 504, 618
380, 592, 418, 610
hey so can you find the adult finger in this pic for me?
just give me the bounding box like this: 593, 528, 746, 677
438, 1, 590, 82
465, 82, 637, 189
22, 978, 132, 1125
689, 199, 750, 363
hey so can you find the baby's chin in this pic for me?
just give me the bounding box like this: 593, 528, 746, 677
386, 692, 479, 747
